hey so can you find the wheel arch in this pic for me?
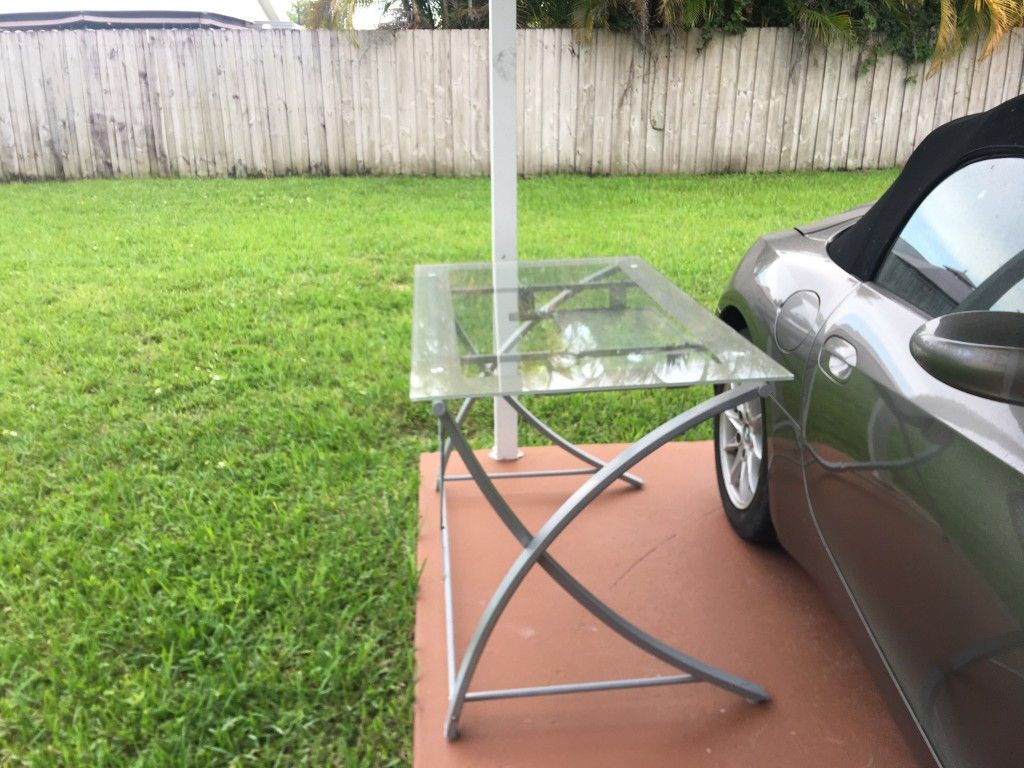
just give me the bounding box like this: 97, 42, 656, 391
718, 305, 748, 333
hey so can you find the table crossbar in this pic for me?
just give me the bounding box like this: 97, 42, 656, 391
436, 396, 643, 491
464, 673, 698, 702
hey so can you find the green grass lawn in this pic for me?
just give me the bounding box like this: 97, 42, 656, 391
0, 170, 896, 766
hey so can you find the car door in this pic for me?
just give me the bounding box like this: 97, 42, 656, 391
801, 157, 1024, 768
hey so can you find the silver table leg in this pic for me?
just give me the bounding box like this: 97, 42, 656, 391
438, 395, 644, 488
435, 397, 476, 491
504, 396, 644, 489
432, 382, 771, 741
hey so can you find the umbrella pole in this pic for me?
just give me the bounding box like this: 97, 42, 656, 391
489, 0, 521, 461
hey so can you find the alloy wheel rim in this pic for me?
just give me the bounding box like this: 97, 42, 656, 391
718, 389, 763, 509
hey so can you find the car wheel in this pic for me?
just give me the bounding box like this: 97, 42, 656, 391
713, 329, 776, 545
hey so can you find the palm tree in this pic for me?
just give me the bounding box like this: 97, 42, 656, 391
930, 0, 1024, 64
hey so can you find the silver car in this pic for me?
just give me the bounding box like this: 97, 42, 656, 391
713, 94, 1024, 767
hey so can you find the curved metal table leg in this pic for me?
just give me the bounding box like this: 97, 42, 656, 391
434, 383, 770, 741
504, 396, 644, 489
437, 395, 642, 488
436, 397, 476, 491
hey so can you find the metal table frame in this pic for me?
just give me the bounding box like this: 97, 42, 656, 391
433, 382, 772, 741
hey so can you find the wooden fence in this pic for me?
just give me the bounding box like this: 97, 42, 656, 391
0, 27, 1023, 181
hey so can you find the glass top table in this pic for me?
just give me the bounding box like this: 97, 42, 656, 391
411, 256, 789, 401
411, 257, 792, 742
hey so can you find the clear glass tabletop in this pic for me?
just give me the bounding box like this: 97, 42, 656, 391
410, 257, 791, 401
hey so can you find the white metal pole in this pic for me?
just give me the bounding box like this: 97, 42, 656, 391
489, 0, 520, 460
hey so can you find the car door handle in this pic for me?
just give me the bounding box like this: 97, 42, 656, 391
820, 335, 858, 382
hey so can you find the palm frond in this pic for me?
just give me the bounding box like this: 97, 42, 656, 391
793, 7, 856, 48
927, 0, 1022, 68
680, 0, 716, 29
656, 0, 682, 29
931, 0, 961, 67
978, 0, 1024, 58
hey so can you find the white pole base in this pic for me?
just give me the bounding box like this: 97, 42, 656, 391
490, 396, 522, 461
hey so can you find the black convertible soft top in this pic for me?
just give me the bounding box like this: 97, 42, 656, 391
828, 93, 1024, 280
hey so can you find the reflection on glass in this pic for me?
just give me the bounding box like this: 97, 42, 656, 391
878, 157, 1024, 317
411, 258, 790, 400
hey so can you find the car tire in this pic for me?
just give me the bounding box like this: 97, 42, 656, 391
713, 327, 777, 546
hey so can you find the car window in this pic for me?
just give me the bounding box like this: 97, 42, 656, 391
875, 157, 1024, 317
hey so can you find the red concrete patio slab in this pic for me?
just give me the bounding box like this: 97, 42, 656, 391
415, 440, 918, 768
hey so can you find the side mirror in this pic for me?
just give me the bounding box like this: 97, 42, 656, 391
910, 311, 1024, 406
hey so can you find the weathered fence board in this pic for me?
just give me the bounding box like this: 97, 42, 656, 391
0, 26, 1022, 181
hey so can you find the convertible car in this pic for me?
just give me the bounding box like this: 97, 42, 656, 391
713, 94, 1024, 767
